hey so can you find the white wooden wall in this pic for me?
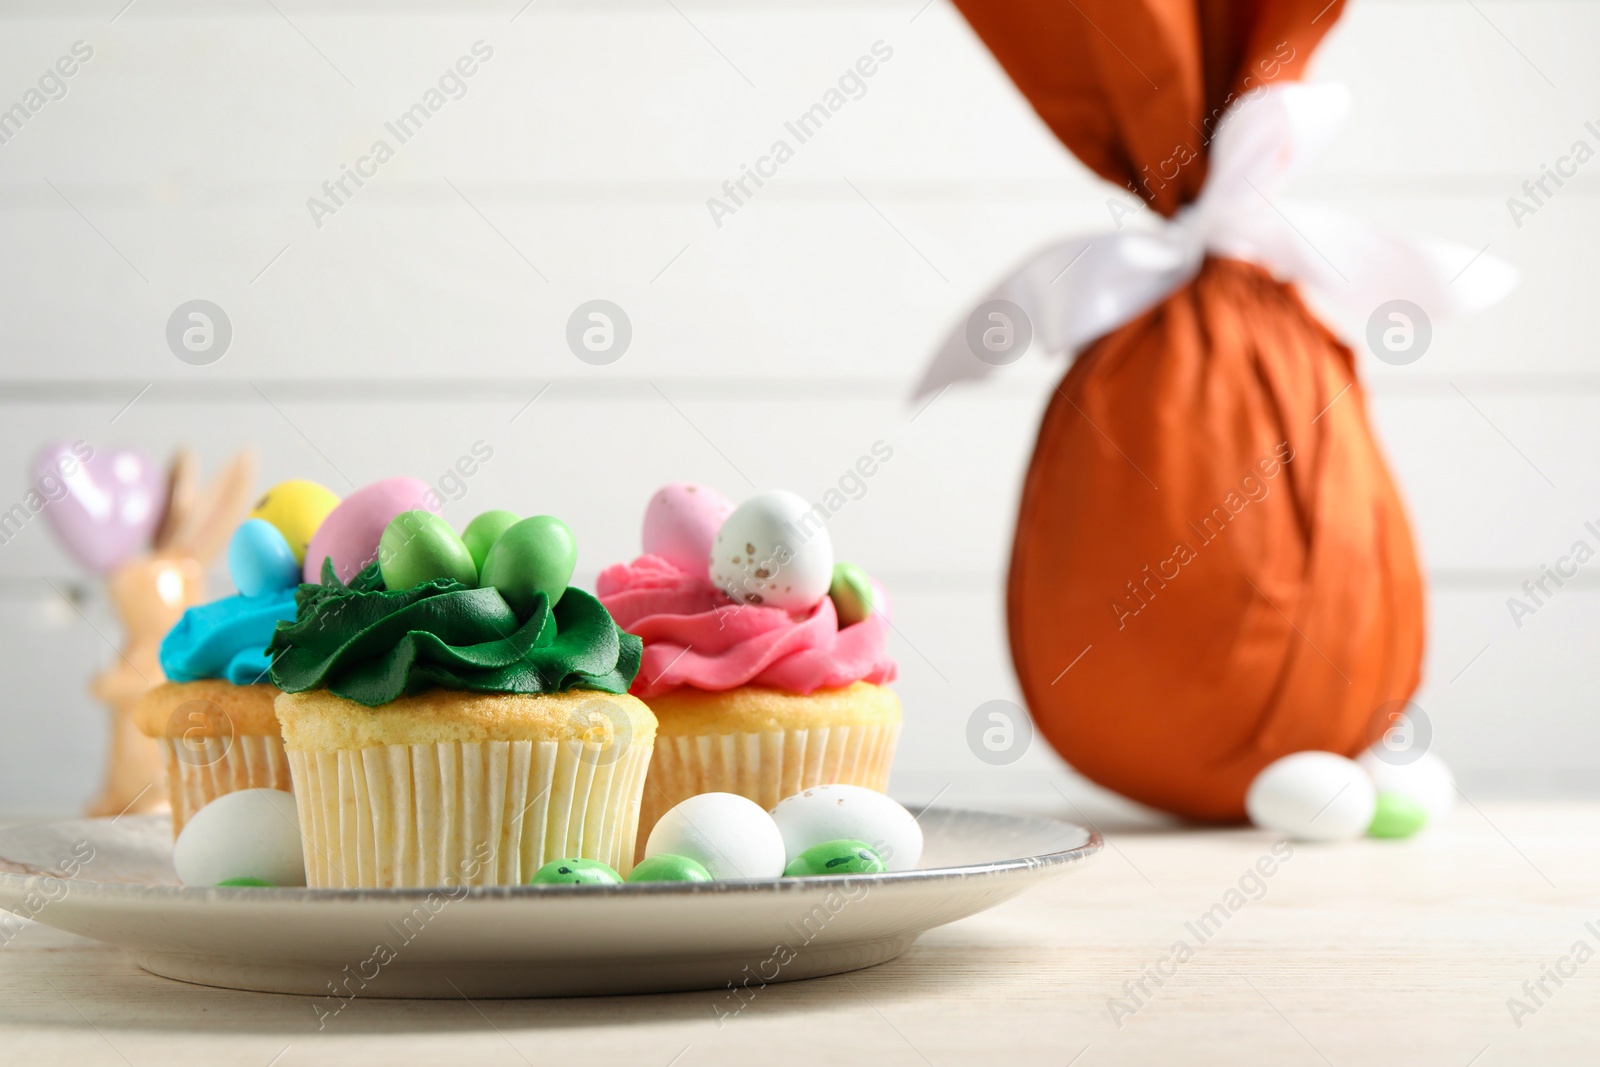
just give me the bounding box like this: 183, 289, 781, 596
0, 0, 1595, 815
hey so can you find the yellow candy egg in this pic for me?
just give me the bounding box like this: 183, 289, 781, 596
249, 480, 340, 565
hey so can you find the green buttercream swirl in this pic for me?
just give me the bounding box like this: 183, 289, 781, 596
267, 560, 642, 707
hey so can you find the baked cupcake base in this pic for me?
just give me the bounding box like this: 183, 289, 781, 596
636, 681, 901, 852
134, 679, 292, 837
275, 688, 656, 888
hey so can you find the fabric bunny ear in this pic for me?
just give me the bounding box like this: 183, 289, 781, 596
151, 448, 198, 554
164, 448, 258, 565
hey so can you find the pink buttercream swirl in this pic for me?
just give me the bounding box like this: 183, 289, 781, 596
595, 554, 897, 699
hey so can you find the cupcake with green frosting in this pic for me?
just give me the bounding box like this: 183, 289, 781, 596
269, 506, 654, 888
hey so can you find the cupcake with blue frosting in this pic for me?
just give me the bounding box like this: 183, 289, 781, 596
135, 481, 339, 836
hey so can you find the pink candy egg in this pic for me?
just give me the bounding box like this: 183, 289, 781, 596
302, 477, 439, 583
641, 482, 734, 579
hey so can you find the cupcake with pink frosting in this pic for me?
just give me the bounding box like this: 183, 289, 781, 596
597, 483, 900, 847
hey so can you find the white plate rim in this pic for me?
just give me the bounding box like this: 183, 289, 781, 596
0, 808, 1103, 904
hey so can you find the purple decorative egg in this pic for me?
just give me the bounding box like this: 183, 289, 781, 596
641, 482, 733, 579
302, 477, 439, 583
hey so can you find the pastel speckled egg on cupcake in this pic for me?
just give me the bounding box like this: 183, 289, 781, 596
596, 484, 901, 854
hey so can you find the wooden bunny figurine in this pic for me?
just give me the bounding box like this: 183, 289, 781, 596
84, 448, 258, 818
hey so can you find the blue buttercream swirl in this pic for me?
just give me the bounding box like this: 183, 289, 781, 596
159, 589, 298, 685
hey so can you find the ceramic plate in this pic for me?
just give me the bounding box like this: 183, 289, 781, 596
0, 807, 1099, 998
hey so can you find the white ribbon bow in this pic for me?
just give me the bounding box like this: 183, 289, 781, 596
912, 82, 1516, 400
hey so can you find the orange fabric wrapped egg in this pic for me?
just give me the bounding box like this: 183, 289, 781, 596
952, 0, 1425, 819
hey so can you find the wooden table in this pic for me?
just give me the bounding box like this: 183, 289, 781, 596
1, 800, 1593, 1066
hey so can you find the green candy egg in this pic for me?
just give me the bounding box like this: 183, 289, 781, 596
378, 510, 477, 591
626, 854, 714, 883
461, 509, 521, 573
529, 858, 622, 886
782, 839, 886, 878
1367, 792, 1428, 839
217, 876, 274, 887
828, 562, 874, 627
479, 515, 577, 617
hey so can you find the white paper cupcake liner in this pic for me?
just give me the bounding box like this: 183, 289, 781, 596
287, 738, 654, 888
638, 721, 901, 852
161, 734, 294, 837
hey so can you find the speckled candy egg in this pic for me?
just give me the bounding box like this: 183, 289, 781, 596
644, 792, 786, 880
770, 784, 923, 872
529, 858, 622, 886
626, 854, 713, 883
228, 518, 300, 597
173, 788, 306, 887
828, 562, 875, 627
1246, 751, 1376, 841
1356, 748, 1454, 826
302, 477, 438, 583
249, 480, 340, 566
642, 482, 734, 579
710, 490, 834, 612
783, 839, 886, 877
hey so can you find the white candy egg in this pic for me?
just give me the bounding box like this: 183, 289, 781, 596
770, 784, 923, 872
709, 490, 834, 613
1356, 748, 1455, 825
644, 792, 787, 880
173, 788, 306, 887
1246, 752, 1376, 841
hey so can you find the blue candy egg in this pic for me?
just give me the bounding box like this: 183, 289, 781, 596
229, 518, 300, 597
